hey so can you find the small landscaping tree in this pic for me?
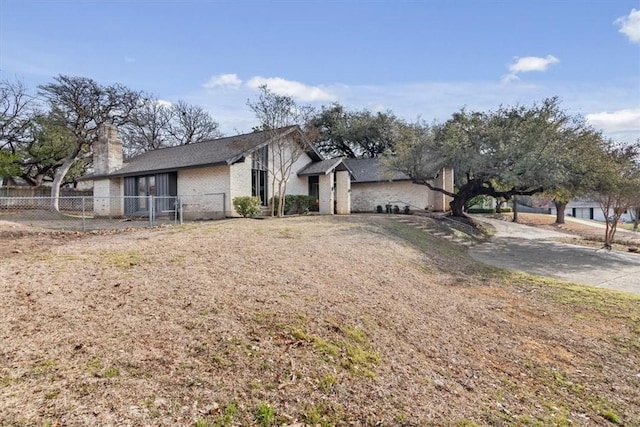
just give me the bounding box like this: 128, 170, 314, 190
247, 86, 314, 217
588, 141, 640, 249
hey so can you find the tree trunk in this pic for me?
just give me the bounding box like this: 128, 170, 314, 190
450, 196, 466, 217
270, 178, 277, 217
277, 181, 286, 217
633, 207, 639, 231
495, 199, 502, 214
50, 155, 76, 212
512, 196, 519, 223
554, 200, 567, 224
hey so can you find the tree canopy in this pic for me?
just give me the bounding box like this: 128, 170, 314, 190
308, 103, 402, 159
386, 97, 605, 217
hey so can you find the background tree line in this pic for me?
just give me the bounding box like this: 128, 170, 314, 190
1, 75, 221, 191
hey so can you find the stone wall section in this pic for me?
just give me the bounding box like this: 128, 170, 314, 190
93, 124, 124, 217
351, 180, 429, 212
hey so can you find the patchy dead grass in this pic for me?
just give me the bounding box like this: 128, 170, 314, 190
1, 215, 639, 426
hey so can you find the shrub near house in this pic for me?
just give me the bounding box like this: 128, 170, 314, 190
232, 197, 262, 218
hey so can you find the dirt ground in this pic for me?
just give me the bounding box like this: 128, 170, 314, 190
1, 215, 639, 426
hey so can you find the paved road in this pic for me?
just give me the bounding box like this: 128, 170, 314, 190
469, 217, 640, 295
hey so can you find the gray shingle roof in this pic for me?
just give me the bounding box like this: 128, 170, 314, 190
342, 157, 411, 183
92, 126, 320, 178
297, 158, 345, 176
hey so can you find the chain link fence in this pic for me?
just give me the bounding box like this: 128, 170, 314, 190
0, 193, 227, 232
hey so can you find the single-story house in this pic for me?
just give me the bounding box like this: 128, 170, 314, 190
550, 199, 635, 223
84, 124, 453, 218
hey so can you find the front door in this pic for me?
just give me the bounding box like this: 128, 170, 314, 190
136, 175, 155, 214
308, 175, 319, 211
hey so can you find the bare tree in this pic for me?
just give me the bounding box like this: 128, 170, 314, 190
589, 142, 640, 249
38, 75, 142, 210
122, 99, 222, 157
121, 98, 173, 157
168, 100, 222, 145
247, 85, 314, 217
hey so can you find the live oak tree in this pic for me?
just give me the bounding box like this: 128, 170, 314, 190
386, 98, 588, 218
38, 75, 142, 210
15, 114, 77, 186
0, 77, 37, 182
247, 85, 314, 217
308, 103, 402, 158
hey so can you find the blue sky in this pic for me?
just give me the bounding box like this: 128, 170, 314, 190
1, 0, 639, 141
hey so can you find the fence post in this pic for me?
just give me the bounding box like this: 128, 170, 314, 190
148, 195, 154, 227
179, 196, 183, 225
82, 196, 86, 232
223, 193, 226, 218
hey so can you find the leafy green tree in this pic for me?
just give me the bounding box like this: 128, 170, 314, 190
1, 77, 37, 183
38, 75, 142, 210
309, 103, 402, 158
13, 114, 77, 186
386, 98, 588, 217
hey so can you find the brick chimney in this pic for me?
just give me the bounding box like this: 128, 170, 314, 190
93, 123, 123, 175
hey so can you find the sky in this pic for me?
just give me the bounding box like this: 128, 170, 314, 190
1, 0, 639, 142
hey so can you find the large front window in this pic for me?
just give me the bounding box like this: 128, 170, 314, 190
252, 146, 268, 206
124, 172, 177, 216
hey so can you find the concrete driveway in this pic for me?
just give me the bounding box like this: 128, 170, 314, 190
469, 217, 640, 295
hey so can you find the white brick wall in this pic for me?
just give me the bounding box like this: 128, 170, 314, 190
229, 159, 252, 201
285, 151, 312, 195
335, 170, 351, 214
268, 142, 311, 197
93, 177, 123, 217
178, 166, 231, 217
319, 173, 334, 214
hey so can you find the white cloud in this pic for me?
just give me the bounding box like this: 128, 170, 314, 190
614, 8, 640, 44
246, 76, 336, 102
203, 73, 243, 89
509, 55, 560, 73
157, 99, 173, 108
586, 108, 640, 133
502, 55, 559, 83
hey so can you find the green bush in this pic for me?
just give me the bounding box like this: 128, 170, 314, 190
232, 196, 262, 218
466, 208, 496, 214
271, 195, 317, 215
499, 207, 513, 213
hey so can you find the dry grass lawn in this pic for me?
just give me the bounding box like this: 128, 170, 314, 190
1, 215, 639, 426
